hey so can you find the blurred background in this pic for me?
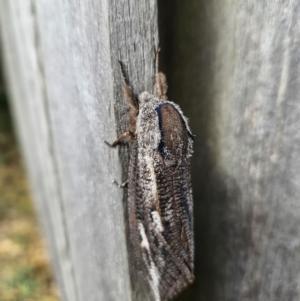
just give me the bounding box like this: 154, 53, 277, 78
0, 49, 59, 301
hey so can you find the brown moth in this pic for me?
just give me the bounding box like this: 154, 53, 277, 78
109, 51, 194, 301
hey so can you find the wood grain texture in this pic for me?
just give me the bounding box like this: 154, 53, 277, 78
3, 0, 300, 300
159, 1, 300, 300
0, 0, 158, 300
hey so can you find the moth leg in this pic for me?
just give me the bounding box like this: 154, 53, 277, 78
120, 180, 129, 187
155, 48, 168, 100
105, 131, 135, 147
112, 179, 129, 188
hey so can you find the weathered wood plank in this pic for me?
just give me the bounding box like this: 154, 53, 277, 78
0, 0, 158, 300
3, 0, 300, 300
159, 1, 300, 300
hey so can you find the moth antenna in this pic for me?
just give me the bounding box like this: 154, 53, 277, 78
155, 47, 161, 76
117, 60, 139, 129
118, 60, 130, 86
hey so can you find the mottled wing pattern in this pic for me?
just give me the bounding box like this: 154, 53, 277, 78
129, 98, 194, 301
151, 153, 194, 301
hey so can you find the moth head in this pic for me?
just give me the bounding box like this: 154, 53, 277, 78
138, 91, 154, 104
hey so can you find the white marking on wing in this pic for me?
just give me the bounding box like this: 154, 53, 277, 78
138, 222, 150, 250
151, 211, 164, 232
150, 262, 161, 301
138, 222, 161, 301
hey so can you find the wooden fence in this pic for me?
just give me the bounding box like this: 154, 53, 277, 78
1, 1, 300, 300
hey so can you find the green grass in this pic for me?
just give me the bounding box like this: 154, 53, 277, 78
5, 266, 39, 301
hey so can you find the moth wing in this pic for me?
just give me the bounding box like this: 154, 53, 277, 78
151, 154, 194, 301
134, 101, 194, 301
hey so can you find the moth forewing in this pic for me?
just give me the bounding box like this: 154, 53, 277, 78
135, 94, 194, 301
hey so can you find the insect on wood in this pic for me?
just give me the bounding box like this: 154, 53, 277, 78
108, 50, 195, 301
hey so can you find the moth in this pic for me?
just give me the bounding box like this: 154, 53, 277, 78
108, 51, 194, 301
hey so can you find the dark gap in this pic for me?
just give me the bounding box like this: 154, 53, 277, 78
157, 1, 237, 301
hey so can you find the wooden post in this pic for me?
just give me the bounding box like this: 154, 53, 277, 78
159, 1, 300, 300
0, 0, 157, 300
2, 0, 300, 300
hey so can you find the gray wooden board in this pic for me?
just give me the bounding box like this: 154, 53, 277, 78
0, 0, 157, 300
159, 1, 300, 300
2, 0, 300, 300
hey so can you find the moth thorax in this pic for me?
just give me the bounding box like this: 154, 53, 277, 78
138, 91, 155, 104
160, 104, 189, 158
